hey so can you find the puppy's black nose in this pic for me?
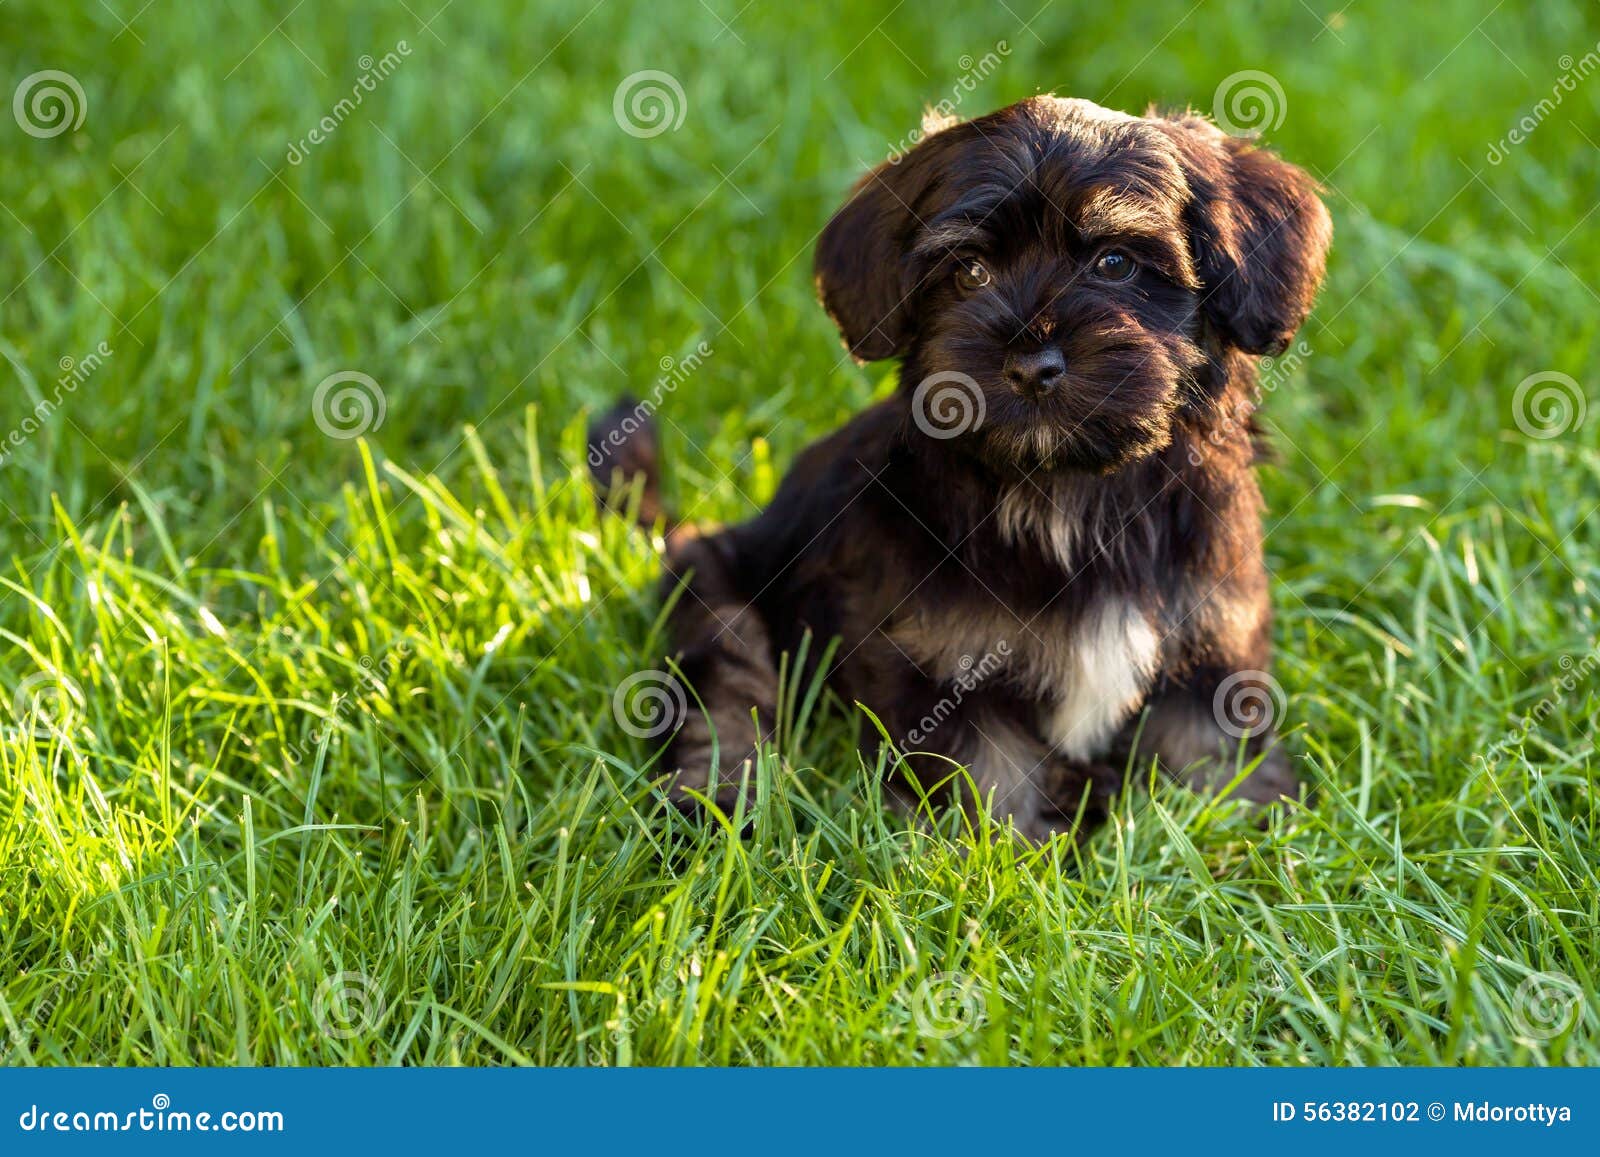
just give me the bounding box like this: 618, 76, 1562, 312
1003, 347, 1066, 398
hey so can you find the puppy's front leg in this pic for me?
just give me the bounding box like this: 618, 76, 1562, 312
1126, 511, 1301, 805
885, 682, 1118, 842
1128, 668, 1298, 804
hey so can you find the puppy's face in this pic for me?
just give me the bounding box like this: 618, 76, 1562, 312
815, 97, 1332, 472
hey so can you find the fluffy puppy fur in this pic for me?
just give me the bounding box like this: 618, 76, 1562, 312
591, 95, 1332, 842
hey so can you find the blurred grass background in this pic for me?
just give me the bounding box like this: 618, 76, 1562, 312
0, 0, 1596, 1064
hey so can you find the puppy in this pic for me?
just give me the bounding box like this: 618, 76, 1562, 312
591, 96, 1331, 841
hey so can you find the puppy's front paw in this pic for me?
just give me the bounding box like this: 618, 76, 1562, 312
1226, 745, 1301, 806
1173, 743, 1301, 805
1020, 759, 1126, 844
661, 752, 759, 821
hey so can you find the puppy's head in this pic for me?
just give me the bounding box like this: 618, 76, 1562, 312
815, 96, 1331, 472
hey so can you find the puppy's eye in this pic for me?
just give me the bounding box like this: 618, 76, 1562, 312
1093, 250, 1137, 282
955, 260, 992, 292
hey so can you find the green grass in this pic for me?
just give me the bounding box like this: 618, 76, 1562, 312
2, 0, 1598, 1065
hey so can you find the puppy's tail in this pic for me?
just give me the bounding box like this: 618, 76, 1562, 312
586, 396, 674, 532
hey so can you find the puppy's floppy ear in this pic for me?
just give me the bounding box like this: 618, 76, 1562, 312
813, 123, 970, 362
1158, 114, 1332, 356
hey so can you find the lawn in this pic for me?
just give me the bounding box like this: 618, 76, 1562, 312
1, 0, 1597, 1066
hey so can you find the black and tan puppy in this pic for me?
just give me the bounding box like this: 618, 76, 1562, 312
592, 96, 1331, 842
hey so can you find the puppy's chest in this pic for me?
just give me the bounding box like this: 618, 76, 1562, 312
879, 480, 1174, 757
888, 597, 1160, 760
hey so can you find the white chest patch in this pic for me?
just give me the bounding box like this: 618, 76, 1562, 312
1042, 600, 1160, 760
